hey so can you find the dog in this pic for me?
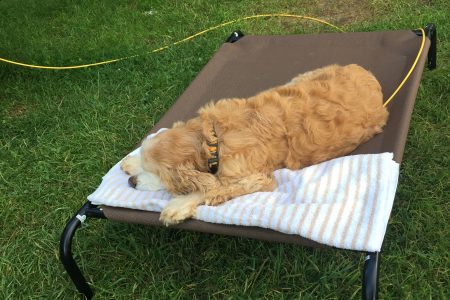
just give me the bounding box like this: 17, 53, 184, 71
120, 64, 389, 225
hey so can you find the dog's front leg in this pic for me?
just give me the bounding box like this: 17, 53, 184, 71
204, 173, 277, 206
159, 192, 204, 226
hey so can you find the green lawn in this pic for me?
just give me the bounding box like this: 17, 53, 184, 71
1, 0, 449, 299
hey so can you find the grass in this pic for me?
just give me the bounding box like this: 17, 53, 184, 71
0, 0, 449, 299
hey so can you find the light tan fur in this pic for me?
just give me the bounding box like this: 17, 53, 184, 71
120, 155, 142, 176
121, 64, 389, 225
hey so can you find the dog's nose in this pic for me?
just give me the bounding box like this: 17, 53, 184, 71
128, 176, 138, 188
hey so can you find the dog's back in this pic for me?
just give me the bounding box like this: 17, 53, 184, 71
278, 64, 388, 168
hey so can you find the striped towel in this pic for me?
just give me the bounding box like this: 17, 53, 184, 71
89, 131, 399, 252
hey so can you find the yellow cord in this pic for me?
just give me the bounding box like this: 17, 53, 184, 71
383, 28, 426, 107
0, 14, 342, 70
0, 14, 426, 106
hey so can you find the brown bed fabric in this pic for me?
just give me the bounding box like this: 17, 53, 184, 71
102, 30, 430, 246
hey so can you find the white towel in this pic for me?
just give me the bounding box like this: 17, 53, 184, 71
88, 130, 399, 252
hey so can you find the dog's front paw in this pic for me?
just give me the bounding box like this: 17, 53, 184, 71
159, 193, 203, 226
159, 205, 190, 226
120, 155, 142, 176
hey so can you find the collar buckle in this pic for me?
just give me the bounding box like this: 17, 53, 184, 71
207, 126, 219, 174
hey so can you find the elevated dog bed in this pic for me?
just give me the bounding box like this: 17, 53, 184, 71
60, 25, 436, 300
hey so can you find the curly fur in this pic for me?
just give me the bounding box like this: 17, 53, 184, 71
121, 64, 389, 225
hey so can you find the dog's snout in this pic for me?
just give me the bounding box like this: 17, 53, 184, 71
128, 176, 138, 188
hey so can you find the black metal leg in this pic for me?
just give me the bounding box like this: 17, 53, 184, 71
225, 30, 244, 43
362, 252, 380, 300
413, 23, 437, 70
425, 23, 436, 70
60, 201, 105, 299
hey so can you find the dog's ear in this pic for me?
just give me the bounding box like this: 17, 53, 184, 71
176, 166, 217, 194
158, 162, 217, 195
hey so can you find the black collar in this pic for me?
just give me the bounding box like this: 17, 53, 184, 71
206, 125, 219, 174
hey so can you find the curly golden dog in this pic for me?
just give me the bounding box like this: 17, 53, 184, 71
121, 64, 388, 225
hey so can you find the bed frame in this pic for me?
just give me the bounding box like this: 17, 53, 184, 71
60, 24, 437, 299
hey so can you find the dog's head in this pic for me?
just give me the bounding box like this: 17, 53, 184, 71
140, 119, 217, 195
